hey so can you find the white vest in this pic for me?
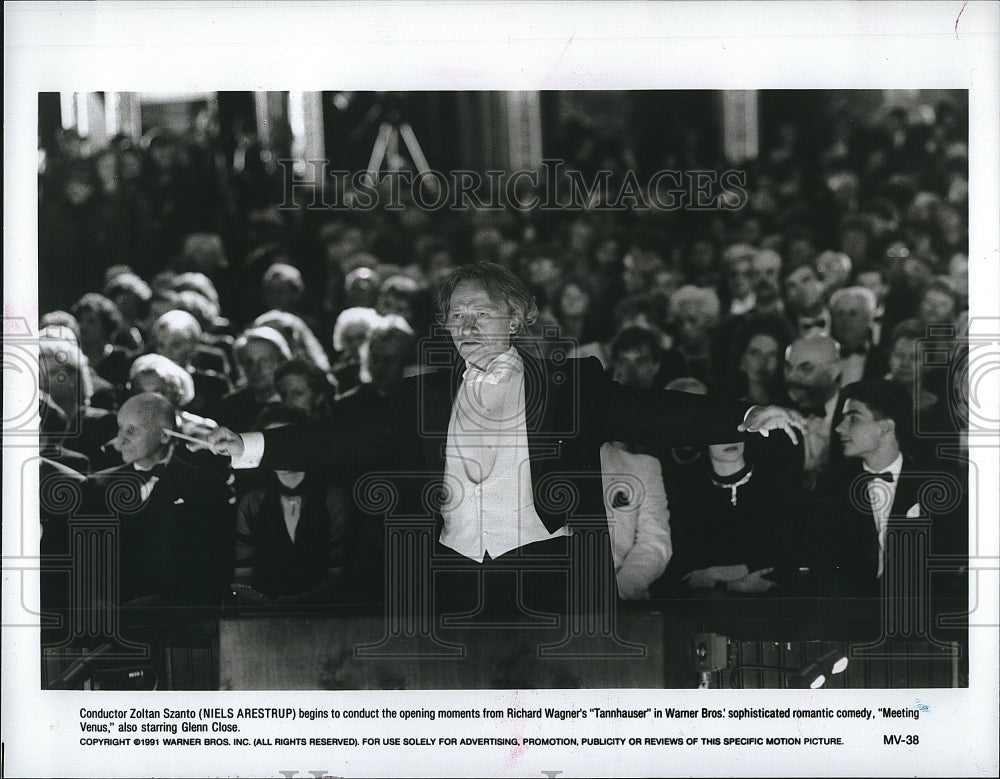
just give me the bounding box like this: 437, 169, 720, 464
439, 348, 568, 562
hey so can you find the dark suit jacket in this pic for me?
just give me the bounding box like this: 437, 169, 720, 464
84, 452, 235, 607
813, 456, 966, 598
259, 349, 751, 536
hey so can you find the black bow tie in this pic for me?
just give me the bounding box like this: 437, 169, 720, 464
860, 471, 894, 483
276, 476, 308, 498
800, 316, 827, 331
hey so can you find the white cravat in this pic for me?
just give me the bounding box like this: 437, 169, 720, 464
865, 453, 903, 578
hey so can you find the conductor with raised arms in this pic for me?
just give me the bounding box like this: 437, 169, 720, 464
208, 262, 802, 615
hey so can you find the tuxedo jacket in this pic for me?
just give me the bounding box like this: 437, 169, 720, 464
84, 451, 235, 607
813, 455, 966, 597
259, 349, 751, 537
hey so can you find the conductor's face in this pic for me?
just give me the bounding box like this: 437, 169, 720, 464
445, 280, 515, 370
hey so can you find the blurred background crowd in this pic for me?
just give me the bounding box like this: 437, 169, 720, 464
36, 89, 970, 610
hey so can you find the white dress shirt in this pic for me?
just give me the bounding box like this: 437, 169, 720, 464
133, 446, 174, 502
864, 453, 903, 579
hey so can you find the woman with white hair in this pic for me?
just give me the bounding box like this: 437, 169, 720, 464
254, 309, 331, 373
216, 326, 292, 431
670, 285, 721, 386
128, 353, 218, 438
330, 306, 383, 396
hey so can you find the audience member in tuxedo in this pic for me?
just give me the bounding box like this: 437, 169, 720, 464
208, 262, 802, 619
232, 406, 350, 606
149, 310, 232, 418
38, 332, 120, 471
830, 286, 887, 386
726, 313, 794, 405
784, 333, 844, 486
70, 293, 133, 403
83, 393, 235, 617
652, 432, 806, 597
330, 306, 382, 397
719, 244, 757, 316
854, 265, 889, 344
815, 380, 966, 600
274, 358, 338, 419
601, 327, 673, 600
216, 326, 291, 431
783, 262, 830, 338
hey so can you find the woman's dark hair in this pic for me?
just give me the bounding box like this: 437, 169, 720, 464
727, 312, 796, 401
733, 312, 795, 363
839, 378, 914, 451
274, 358, 337, 397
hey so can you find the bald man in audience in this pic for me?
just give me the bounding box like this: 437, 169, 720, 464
84, 393, 235, 610
783, 334, 845, 485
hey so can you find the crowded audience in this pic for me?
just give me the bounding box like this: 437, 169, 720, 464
37, 92, 969, 616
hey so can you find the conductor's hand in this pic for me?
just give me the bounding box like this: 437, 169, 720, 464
205, 426, 245, 459
738, 405, 805, 446
727, 567, 778, 594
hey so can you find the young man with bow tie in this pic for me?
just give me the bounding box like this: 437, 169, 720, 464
207, 263, 803, 618
782, 263, 830, 339
814, 379, 965, 599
